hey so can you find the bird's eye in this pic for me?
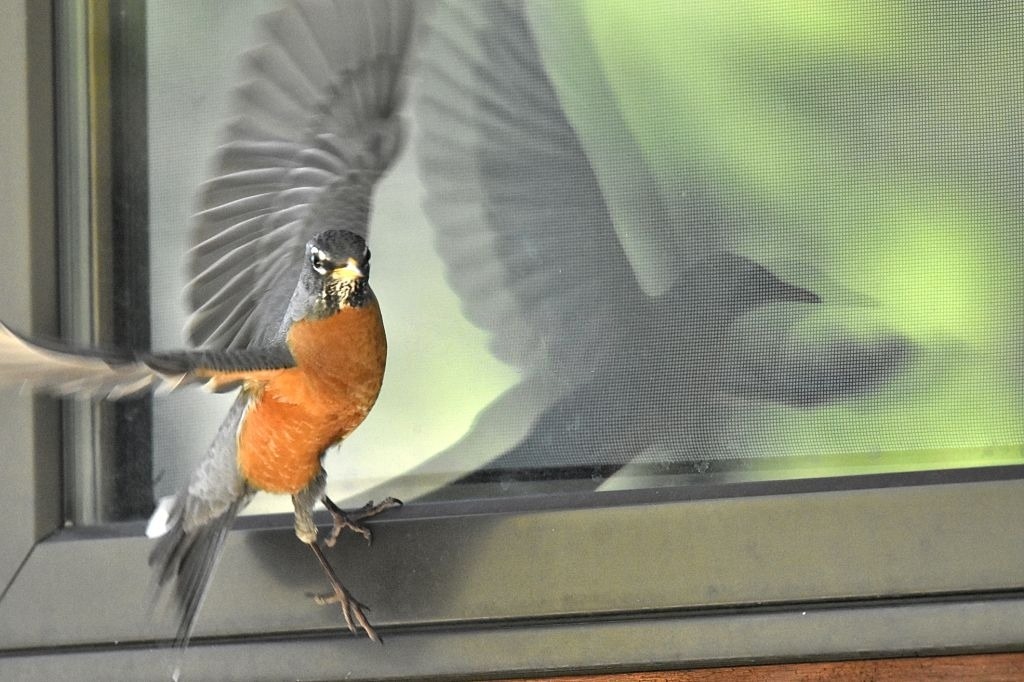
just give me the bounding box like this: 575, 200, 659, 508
309, 249, 329, 275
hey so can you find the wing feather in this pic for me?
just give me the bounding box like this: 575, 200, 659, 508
187, 0, 419, 350
414, 0, 643, 373
0, 322, 294, 400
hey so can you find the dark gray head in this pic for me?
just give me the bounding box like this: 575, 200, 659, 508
700, 252, 820, 307
300, 230, 372, 317
731, 255, 820, 306
659, 252, 821, 318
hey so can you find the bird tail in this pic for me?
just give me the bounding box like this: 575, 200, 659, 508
148, 493, 249, 648
147, 394, 254, 648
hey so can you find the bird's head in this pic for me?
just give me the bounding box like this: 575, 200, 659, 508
659, 252, 821, 319
301, 230, 373, 316
711, 253, 821, 307
742, 262, 820, 306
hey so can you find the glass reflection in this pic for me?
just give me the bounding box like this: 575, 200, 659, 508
141, 1, 1024, 511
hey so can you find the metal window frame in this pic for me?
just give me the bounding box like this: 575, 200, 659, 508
0, 0, 62, 604
57, 0, 153, 526
2, 471, 1024, 679
2, 2, 1024, 680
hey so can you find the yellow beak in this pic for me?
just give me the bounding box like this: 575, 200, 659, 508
331, 257, 364, 282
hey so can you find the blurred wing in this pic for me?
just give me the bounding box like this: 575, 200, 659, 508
414, 0, 645, 372
188, 0, 417, 350
0, 322, 191, 399
0, 322, 294, 400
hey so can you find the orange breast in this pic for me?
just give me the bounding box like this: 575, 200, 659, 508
236, 299, 387, 494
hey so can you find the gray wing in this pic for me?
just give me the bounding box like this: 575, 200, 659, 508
0, 321, 295, 400
415, 1, 916, 389
188, 0, 418, 350
408, 0, 920, 495
414, 0, 654, 374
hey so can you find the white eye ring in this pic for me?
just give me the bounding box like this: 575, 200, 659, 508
309, 247, 329, 275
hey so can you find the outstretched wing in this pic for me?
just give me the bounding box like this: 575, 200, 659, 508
0, 322, 294, 400
187, 0, 418, 350
408, 1, 921, 496
414, 0, 660, 374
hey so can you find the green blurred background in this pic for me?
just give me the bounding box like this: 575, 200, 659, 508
541, 1, 1024, 479
146, 2, 1024, 512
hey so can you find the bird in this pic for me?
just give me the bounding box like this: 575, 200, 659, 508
0, 0, 417, 646
352, 0, 917, 500
447, 253, 826, 490
158, 0, 416, 645
0, 229, 395, 643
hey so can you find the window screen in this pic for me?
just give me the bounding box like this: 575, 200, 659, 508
93, 0, 1024, 518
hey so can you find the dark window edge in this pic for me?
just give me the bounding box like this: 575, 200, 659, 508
2, 473, 1024, 653
2, 591, 1024, 681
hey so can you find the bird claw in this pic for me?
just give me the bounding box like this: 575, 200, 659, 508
306, 496, 401, 642
323, 496, 402, 548
313, 586, 379, 643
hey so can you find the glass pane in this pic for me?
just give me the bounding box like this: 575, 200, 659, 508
93, 0, 1024, 518
144, 1, 519, 516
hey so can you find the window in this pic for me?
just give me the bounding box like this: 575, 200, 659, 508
2, 1, 1024, 679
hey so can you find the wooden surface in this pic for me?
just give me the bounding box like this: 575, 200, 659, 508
508, 652, 1024, 681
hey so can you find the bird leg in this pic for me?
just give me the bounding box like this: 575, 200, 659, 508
322, 495, 402, 548
294, 485, 382, 642
307, 541, 380, 643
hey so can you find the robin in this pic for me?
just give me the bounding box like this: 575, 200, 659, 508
155, 227, 400, 644
382, 0, 917, 498
155, 0, 416, 645
0, 228, 396, 643
0, 0, 416, 645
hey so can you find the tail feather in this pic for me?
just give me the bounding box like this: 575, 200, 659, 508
148, 393, 254, 646
149, 493, 252, 646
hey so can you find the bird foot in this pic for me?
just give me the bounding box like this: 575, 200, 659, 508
307, 541, 381, 643
322, 496, 402, 548
312, 583, 379, 643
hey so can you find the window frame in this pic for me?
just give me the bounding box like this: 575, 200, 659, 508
2, 1, 1024, 679
0, 0, 62, 602
3, 471, 1024, 678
